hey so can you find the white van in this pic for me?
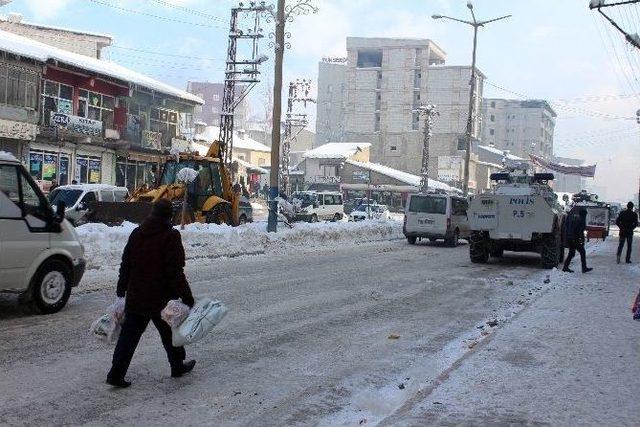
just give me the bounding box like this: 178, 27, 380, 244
49, 184, 129, 226
403, 192, 470, 246
0, 152, 86, 314
293, 191, 344, 222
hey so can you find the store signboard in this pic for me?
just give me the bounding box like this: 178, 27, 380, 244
50, 112, 102, 137
142, 130, 162, 150
352, 170, 370, 183
0, 119, 37, 141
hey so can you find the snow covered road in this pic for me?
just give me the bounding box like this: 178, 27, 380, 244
0, 236, 637, 426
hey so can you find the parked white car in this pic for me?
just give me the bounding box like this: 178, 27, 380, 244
349, 203, 391, 221
49, 184, 129, 226
293, 191, 344, 222
0, 152, 86, 314
403, 191, 470, 246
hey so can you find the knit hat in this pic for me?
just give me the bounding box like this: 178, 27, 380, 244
152, 199, 173, 220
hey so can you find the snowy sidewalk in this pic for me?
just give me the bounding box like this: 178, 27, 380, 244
383, 237, 640, 426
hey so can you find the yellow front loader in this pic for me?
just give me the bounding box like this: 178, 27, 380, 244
88, 142, 240, 226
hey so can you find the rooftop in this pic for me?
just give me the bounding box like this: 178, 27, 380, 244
194, 126, 271, 153
0, 29, 203, 104
477, 145, 524, 161
304, 142, 371, 160
0, 14, 113, 41
345, 159, 461, 193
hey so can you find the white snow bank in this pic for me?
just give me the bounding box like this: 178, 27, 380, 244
77, 219, 403, 270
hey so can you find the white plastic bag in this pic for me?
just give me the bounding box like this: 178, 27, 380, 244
172, 298, 228, 347
161, 299, 191, 328
90, 297, 125, 344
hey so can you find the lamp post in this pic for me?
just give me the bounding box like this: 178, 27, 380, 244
432, 2, 511, 196
264, 0, 318, 232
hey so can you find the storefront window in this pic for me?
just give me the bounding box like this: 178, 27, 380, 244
78, 89, 115, 129
116, 157, 158, 190
41, 80, 73, 125
75, 156, 102, 184
28, 151, 71, 186
0, 64, 38, 109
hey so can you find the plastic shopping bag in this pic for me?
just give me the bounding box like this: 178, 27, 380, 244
90, 297, 125, 344
172, 298, 228, 347
161, 299, 191, 328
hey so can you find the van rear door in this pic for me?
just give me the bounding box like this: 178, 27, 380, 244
406, 195, 448, 235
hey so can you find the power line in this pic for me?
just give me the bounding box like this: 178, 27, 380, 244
145, 0, 227, 23
84, 0, 224, 28
109, 45, 222, 61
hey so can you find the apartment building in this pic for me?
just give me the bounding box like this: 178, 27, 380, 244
481, 98, 556, 159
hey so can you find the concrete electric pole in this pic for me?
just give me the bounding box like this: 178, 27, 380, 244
433, 2, 511, 196
265, 0, 318, 233
419, 104, 439, 193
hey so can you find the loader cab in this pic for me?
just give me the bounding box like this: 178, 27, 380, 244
160, 159, 224, 210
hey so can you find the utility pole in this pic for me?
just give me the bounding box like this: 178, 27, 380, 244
419, 104, 439, 193
591, 0, 640, 206
433, 2, 511, 196
264, 0, 318, 232
281, 78, 315, 197
219, 3, 269, 165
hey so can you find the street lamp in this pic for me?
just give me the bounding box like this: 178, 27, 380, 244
432, 2, 511, 196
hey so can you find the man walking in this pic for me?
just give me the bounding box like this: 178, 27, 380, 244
563, 208, 593, 274
107, 199, 196, 388
616, 202, 638, 264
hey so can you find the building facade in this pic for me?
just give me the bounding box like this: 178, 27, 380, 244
0, 27, 203, 193
481, 98, 556, 159
315, 37, 484, 191
551, 156, 588, 194
186, 81, 248, 129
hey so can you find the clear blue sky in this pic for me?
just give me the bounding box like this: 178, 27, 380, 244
9, 0, 640, 201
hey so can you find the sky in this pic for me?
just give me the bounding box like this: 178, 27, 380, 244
6, 0, 640, 202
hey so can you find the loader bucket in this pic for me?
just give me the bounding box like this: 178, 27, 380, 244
87, 201, 154, 226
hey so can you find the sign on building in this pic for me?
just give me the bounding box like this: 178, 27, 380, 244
142, 130, 162, 150
0, 119, 37, 141
50, 112, 102, 137
352, 170, 370, 183
438, 156, 463, 182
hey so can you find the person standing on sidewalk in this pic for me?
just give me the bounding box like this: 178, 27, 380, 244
563, 208, 593, 274
107, 199, 196, 388
616, 202, 638, 264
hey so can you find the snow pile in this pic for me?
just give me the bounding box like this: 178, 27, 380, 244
77, 219, 403, 270
304, 142, 371, 159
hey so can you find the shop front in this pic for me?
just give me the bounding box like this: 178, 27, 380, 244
0, 118, 37, 161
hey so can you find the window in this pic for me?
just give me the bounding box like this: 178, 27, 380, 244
76, 156, 101, 184
0, 64, 38, 109
324, 194, 336, 205
414, 48, 422, 66
457, 137, 466, 151
374, 112, 380, 132
414, 70, 422, 88
100, 190, 115, 202
490, 101, 495, 108
412, 111, 420, 130
376, 71, 382, 89
78, 90, 115, 129
79, 191, 96, 208
115, 157, 157, 190
0, 164, 21, 218
390, 146, 397, 151
41, 80, 73, 125
489, 129, 494, 136
213, 94, 220, 102
451, 198, 468, 216
408, 196, 446, 214
28, 150, 70, 185
357, 50, 383, 68
490, 114, 495, 122
150, 107, 179, 148
375, 92, 381, 111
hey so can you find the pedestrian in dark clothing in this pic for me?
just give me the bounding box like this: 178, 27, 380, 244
616, 202, 638, 264
563, 208, 593, 273
107, 199, 196, 388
